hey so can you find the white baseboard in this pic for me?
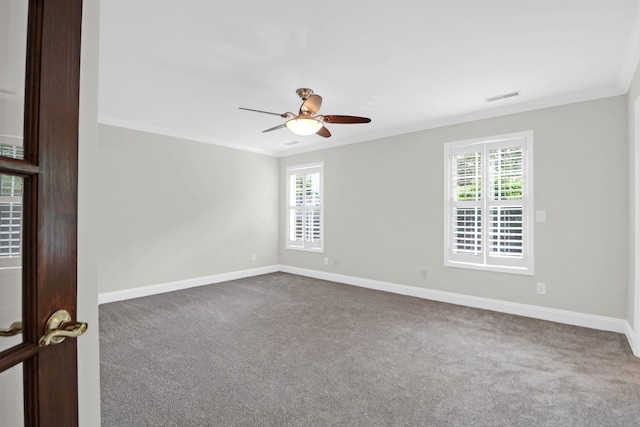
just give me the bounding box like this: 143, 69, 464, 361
98, 265, 280, 304
280, 265, 630, 336
98, 264, 636, 355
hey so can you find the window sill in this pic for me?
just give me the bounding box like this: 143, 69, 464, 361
444, 260, 533, 276
285, 245, 324, 253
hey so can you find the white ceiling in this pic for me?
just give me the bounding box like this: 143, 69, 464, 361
98, 0, 640, 156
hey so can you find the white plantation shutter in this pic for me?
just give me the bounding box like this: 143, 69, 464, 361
0, 143, 25, 160
452, 207, 482, 255
444, 132, 533, 274
0, 203, 22, 256
488, 207, 523, 257
0, 173, 23, 267
486, 144, 525, 267
286, 163, 323, 251
0, 142, 25, 265
450, 150, 483, 258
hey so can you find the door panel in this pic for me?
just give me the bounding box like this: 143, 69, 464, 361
0, 0, 28, 156
0, 0, 84, 425
0, 266, 22, 353
0, 363, 24, 427
0, 174, 23, 355
0, 0, 27, 357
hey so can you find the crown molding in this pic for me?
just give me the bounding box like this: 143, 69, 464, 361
99, 84, 626, 159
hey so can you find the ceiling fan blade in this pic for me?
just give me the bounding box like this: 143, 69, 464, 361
239, 107, 286, 117
262, 124, 286, 133
320, 115, 371, 124
316, 126, 331, 138
299, 94, 323, 116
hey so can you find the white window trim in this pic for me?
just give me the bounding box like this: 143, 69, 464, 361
285, 162, 324, 252
443, 131, 534, 275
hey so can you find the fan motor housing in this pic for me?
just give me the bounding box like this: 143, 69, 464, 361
296, 88, 314, 100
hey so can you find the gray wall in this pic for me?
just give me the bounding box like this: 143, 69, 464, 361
97, 125, 280, 293
628, 63, 640, 327
280, 96, 628, 319
97, 95, 629, 320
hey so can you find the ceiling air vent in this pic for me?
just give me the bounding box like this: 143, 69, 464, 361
485, 91, 520, 102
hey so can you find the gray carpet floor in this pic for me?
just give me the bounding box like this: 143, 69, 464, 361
100, 272, 640, 426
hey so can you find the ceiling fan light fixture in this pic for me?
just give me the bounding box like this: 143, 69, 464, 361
240, 88, 371, 139
285, 118, 323, 136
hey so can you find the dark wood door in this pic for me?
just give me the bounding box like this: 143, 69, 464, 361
0, 0, 84, 425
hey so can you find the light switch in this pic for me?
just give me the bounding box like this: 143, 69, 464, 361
535, 210, 546, 223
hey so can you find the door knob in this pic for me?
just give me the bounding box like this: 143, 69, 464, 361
38, 310, 88, 347
0, 321, 22, 337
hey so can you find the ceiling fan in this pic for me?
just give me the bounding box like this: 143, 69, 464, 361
239, 88, 371, 138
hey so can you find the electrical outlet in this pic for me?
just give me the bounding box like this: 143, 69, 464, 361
324, 257, 329, 265
420, 269, 428, 280
251, 254, 257, 262
536, 282, 546, 295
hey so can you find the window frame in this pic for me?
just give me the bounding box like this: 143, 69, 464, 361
285, 162, 324, 252
443, 131, 534, 275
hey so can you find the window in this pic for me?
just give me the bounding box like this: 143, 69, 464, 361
444, 131, 533, 275
286, 163, 323, 251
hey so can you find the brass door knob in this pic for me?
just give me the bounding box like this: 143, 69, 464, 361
38, 310, 88, 347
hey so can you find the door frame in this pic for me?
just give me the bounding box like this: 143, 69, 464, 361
634, 96, 640, 357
